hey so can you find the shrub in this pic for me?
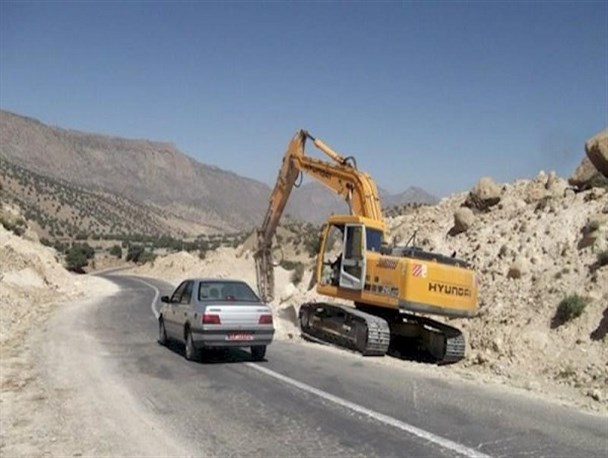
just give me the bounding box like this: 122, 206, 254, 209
138, 250, 157, 264
109, 245, 122, 259
65, 244, 94, 273
0, 216, 26, 236
553, 294, 590, 327
126, 244, 145, 263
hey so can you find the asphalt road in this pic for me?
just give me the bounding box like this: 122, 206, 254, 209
87, 274, 606, 457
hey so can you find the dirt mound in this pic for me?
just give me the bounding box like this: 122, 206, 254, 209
0, 225, 114, 355
388, 172, 608, 410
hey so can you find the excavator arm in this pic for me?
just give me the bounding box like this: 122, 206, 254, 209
254, 129, 384, 302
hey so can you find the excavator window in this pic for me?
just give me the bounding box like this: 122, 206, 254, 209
366, 228, 383, 252
344, 226, 363, 260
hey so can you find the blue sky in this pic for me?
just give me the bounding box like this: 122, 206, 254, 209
1, 1, 606, 197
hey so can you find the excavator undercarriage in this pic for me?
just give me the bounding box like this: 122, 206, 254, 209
298, 302, 466, 364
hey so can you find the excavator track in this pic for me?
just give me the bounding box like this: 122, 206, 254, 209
299, 302, 390, 356
389, 312, 466, 364
300, 302, 466, 364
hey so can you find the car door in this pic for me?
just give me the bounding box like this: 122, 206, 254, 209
165, 281, 187, 338
174, 281, 194, 341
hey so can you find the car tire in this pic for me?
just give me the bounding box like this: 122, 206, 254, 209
300, 307, 310, 331
158, 318, 167, 346
251, 345, 266, 361
185, 330, 198, 361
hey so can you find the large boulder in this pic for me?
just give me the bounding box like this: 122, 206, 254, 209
569, 156, 599, 188
585, 129, 608, 177
464, 177, 502, 211
451, 207, 476, 235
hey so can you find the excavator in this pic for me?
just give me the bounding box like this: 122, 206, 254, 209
254, 130, 478, 363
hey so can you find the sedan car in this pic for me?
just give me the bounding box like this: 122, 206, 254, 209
158, 278, 274, 361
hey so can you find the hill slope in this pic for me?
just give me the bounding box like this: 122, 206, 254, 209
0, 110, 270, 233
0, 110, 439, 233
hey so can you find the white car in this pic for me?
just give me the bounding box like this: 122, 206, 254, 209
158, 278, 274, 361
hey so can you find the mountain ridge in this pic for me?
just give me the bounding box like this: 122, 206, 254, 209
0, 109, 437, 234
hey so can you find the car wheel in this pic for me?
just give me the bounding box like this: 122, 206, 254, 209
185, 330, 198, 361
158, 318, 167, 346
251, 345, 266, 361
300, 307, 310, 331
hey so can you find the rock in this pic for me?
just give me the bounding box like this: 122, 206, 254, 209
545, 172, 568, 196
585, 128, 608, 177
23, 228, 39, 243
569, 156, 599, 188
524, 181, 548, 204
464, 177, 502, 211
451, 207, 475, 235
507, 258, 528, 279
280, 282, 297, 301
586, 389, 603, 402
491, 337, 503, 354
524, 380, 541, 391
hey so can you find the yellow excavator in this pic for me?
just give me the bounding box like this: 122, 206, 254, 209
254, 130, 478, 363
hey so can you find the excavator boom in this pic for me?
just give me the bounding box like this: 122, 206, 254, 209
255, 130, 384, 302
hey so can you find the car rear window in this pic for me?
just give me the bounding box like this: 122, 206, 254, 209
198, 281, 260, 303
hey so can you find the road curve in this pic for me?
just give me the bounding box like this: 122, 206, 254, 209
59, 274, 608, 457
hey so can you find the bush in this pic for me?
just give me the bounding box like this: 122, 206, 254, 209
126, 244, 145, 263
138, 250, 156, 264
553, 294, 590, 327
0, 216, 26, 236
126, 244, 155, 264
109, 245, 122, 259
65, 244, 94, 273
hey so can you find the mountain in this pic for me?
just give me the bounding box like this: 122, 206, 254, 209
285, 182, 438, 223
0, 110, 270, 234
0, 110, 438, 235
379, 186, 438, 208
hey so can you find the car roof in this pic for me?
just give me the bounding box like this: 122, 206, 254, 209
185, 278, 251, 284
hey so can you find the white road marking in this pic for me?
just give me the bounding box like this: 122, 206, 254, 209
246, 363, 492, 458
129, 277, 161, 318
134, 277, 491, 458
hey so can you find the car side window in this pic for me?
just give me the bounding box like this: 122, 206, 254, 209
180, 281, 193, 304
170, 282, 187, 303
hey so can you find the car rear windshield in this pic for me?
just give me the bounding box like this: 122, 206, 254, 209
198, 281, 260, 303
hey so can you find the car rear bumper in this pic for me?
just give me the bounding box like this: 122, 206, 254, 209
192, 329, 274, 348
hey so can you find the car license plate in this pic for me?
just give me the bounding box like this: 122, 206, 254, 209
226, 333, 254, 341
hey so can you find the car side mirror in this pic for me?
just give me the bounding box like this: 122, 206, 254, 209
161, 295, 171, 303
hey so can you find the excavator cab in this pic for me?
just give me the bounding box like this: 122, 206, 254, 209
317, 215, 384, 292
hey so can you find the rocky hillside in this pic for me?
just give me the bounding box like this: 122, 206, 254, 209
0, 159, 215, 238
0, 110, 437, 234
0, 110, 270, 233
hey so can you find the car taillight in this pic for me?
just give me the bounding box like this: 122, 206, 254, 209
202, 313, 221, 324
258, 314, 273, 325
